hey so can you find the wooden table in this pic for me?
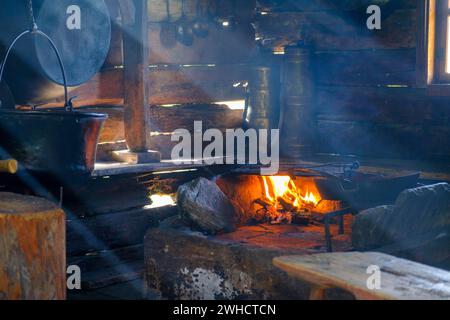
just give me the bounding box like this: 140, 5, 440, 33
273, 252, 450, 300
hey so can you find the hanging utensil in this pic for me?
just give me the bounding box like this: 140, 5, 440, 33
0, 0, 107, 177
192, 0, 209, 38
160, 0, 177, 49
223, 0, 238, 31
227, 0, 238, 30
176, 0, 194, 46
209, 0, 220, 30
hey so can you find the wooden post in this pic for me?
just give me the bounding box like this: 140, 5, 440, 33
120, 0, 161, 163
0, 193, 66, 300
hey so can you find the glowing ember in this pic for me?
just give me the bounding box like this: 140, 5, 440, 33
261, 176, 320, 209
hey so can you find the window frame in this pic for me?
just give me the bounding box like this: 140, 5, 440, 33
416, 0, 450, 94
434, 0, 450, 83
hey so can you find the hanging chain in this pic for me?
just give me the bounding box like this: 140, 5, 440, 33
27, 0, 38, 31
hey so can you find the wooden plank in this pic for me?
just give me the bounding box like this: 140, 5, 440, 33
147, 0, 255, 23
257, 0, 417, 12
64, 177, 152, 216
415, 0, 432, 87
257, 0, 341, 12
273, 252, 450, 300
69, 245, 144, 271
67, 68, 124, 106
76, 261, 144, 291
316, 49, 417, 86
68, 245, 144, 290
315, 86, 440, 124
314, 86, 450, 159
254, 9, 417, 51
50, 65, 248, 106
122, 0, 150, 152
68, 279, 148, 299
66, 205, 177, 255
315, 119, 450, 159
148, 103, 243, 132
356, 158, 450, 182
81, 103, 242, 146
149, 134, 242, 160
147, 65, 248, 104
93, 159, 219, 177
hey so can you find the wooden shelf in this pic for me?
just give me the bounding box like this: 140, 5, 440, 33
93, 160, 213, 177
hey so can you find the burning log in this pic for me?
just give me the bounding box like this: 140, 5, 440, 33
177, 178, 236, 235
216, 175, 268, 225
278, 196, 297, 212
217, 174, 323, 226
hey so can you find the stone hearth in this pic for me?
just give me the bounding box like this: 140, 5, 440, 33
144, 216, 353, 300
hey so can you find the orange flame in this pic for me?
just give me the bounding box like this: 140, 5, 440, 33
262, 176, 320, 208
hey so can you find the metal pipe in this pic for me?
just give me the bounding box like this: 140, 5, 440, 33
280, 44, 315, 160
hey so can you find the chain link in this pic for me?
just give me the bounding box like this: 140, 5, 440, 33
26, 0, 38, 31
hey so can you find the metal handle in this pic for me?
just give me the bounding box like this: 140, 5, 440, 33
0, 29, 72, 111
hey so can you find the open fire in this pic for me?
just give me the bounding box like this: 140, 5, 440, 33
258, 176, 322, 224
262, 176, 320, 208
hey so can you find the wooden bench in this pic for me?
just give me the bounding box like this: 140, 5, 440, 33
273, 252, 450, 300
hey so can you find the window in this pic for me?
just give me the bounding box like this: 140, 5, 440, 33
418, 0, 450, 85
434, 0, 450, 82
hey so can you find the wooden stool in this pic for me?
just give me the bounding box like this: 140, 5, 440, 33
0, 193, 66, 300
274, 252, 450, 300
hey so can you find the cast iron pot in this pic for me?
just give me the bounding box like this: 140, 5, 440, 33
0, 109, 107, 177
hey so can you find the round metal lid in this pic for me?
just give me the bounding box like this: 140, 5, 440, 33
35, 0, 111, 86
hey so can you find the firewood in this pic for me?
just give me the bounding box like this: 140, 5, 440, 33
0, 193, 66, 300
278, 196, 296, 212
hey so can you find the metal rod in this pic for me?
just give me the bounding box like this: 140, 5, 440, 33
324, 218, 332, 253
0, 29, 70, 110
338, 215, 345, 235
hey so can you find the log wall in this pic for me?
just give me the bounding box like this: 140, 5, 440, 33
256, 0, 450, 160
44, 0, 450, 161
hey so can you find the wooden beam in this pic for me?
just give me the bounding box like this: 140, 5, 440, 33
67, 205, 177, 255
122, 0, 150, 152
